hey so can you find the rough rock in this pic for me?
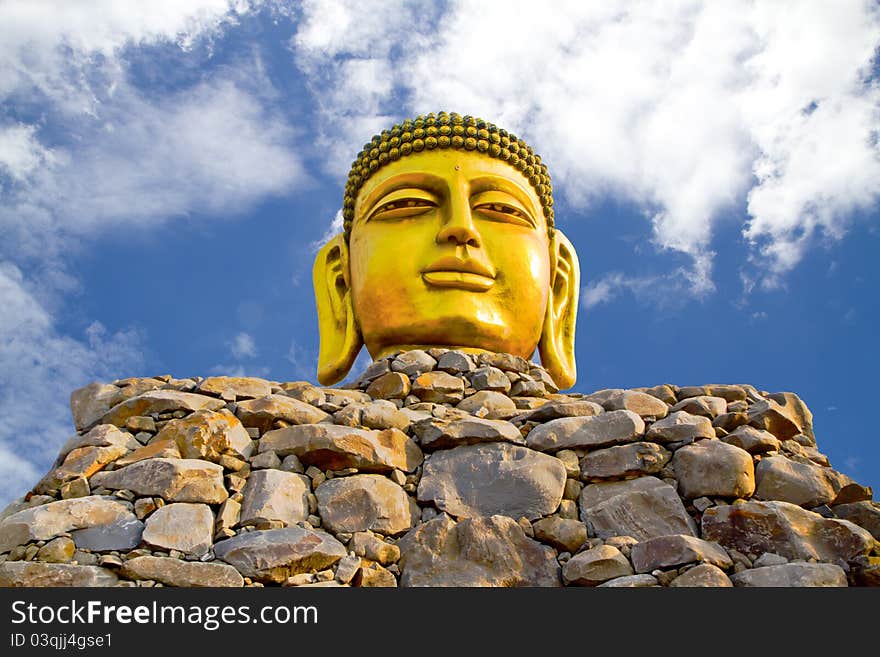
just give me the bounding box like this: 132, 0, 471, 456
702, 500, 874, 563
213, 527, 346, 583
57, 424, 140, 461
316, 474, 419, 536
357, 562, 397, 587
526, 410, 645, 452
391, 350, 437, 377
748, 398, 803, 441
562, 545, 634, 586
70, 383, 124, 431
100, 390, 225, 427
413, 417, 524, 450
630, 534, 733, 573
411, 371, 465, 403
478, 352, 531, 373
154, 409, 253, 462
532, 516, 587, 553
235, 395, 330, 433
668, 563, 733, 587
115, 438, 180, 467
0, 562, 118, 587
36, 537, 76, 563
197, 376, 272, 400
722, 425, 780, 454
398, 515, 560, 587
832, 501, 880, 540
121, 556, 244, 587
645, 411, 714, 443
578, 477, 697, 541
634, 384, 677, 405
70, 514, 144, 552
0, 496, 140, 552
603, 390, 669, 420
730, 563, 847, 587
514, 400, 604, 423
580, 442, 671, 480
258, 424, 422, 473
672, 440, 755, 499
240, 469, 310, 527
670, 396, 727, 419
35, 443, 129, 493
417, 443, 566, 520
597, 574, 659, 588
91, 458, 227, 504
456, 391, 517, 417
142, 503, 214, 556
755, 456, 850, 508
469, 366, 511, 393
436, 350, 475, 374
348, 532, 401, 565
366, 372, 411, 400
361, 401, 411, 431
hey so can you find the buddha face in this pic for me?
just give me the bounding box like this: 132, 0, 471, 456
348, 149, 551, 359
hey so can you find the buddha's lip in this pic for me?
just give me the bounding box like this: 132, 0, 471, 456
422, 256, 496, 279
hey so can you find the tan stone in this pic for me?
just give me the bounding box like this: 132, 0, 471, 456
240, 469, 310, 527
348, 531, 401, 565
0, 562, 118, 587
100, 390, 225, 427
672, 439, 755, 499
598, 574, 659, 587
35, 443, 128, 493
91, 458, 227, 504
755, 456, 850, 508
532, 516, 587, 553
731, 563, 846, 587
360, 400, 411, 430
526, 410, 645, 452
580, 442, 671, 480
57, 424, 139, 461
258, 424, 422, 473
357, 562, 398, 587
603, 390, 669, 420
645, 411, 714, 443
748, 396, 809, 441
412, 371, 465, 403
562, 545, 633, 586
197, 376, 272, 400
398, 515, 560, 587
722, 425, 780, 454
832, 501, 880, 540
670, 396, 727, 419
143, 503, 214, 556
70, 383, 123, 431
630, 534, 733, 573
115, 438, 181, 467
669, 563, 733, 587
414, 416, 524, 450
366, 372, 411, 400
36, 537, 76, 563
316, 474, 419, 536
634, 385, 677, 405
154, 409, 253, 462
235, 394, 330, 433
456, 390, 518, 417
513, 400, 604, 423
121, 556, 244, 587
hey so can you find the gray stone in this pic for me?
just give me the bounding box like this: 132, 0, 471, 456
316, 474, 419, 536
672, 440, 755, 499
477, 352, 531, 373
702, 500, 874, 563
0, 496, 139, 552
645, 411, 714, 443
469, 366, 511, 393
259, 424, 422, 473
91, 458, 227, 504
598, 573, 659, 588
603, 390, 669, 420
731, 563, 847, 587
100, 390, 225, 427
0, 562, 118, 587
832, 501, 880, 540
532, 517, 587, 553
562, 545, 634, 586
712, 411, 750, 432
249, 451, 281, 469
121, 556, 244, 587
235, 394, 330, 433
668, 563, 733, 587
70, 383, 124, 431
214, 527, 346, 583
722, 425, 780, 454
630, 534, 733, 573
578, 477, 698, 541
70, 515, 144, 552
526, 410, 645, 452
456, 391, 517, 417
240, 469, 310, 528
57, 424, 140, 461
335, 554, 362, 584
142, 503, 214, 556
391, 350, 437, 377
418, 443, 566, 520
413, 417, 524, 450
670, 396, 727, 419
437, 351, 475, 374
753, 552, 789, 567
755, 456, 850, 508
398, 515, 560, 587
580, 442, 671, 480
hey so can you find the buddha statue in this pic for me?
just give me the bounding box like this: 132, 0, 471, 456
313, 112, 580, 388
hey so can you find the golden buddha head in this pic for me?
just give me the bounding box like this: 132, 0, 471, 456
313, 112, 579, 388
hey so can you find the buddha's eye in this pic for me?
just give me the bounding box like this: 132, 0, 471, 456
472, 198, 535, 228
367, 196, 437, 222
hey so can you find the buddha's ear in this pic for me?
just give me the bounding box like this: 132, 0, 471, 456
539, 229, 580, 390
313, 233, 363, 385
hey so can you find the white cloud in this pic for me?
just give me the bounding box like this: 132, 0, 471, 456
0, 263, 144, 508
310, 208, 345, 252
230, 332, 257, 359
292, 0, 880, 292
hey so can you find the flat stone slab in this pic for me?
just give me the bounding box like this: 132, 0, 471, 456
235, 395, 330, 433
0, 562, 118, 587
214, 527, 346, 583
702, 500, 874, 563
0, 496, 139, 552
153, 409, 253, 461
121, 556, 244, 587
670, 396, 727, 419
722, 425, 780, 454
70, 383, 125, 431
417, 443, 566, 520
526, 410, 645, 452
578, 477, 697, 541
730, 563, 847, 587
100, 390, 225, 427
316, 474, 419, 536
56, 424, 139, 461
669, 563, 733, 587
91, 458, 227, 504
630, 534, 733, 573
142, 503, 214, 556
413, 417, 524, 450
240, 469, 310, 528
258, 424, 422, 473
755, 455, 850, 508
562, 545, 634, 586
645, 411, 714, 443
197, 376, 272, 400
398, 515, 560, 587
602, 390, 669, 420
580, 442, 671, 480
513, 400, 604, 423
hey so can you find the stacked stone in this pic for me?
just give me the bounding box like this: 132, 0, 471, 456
0, 349, 877, 588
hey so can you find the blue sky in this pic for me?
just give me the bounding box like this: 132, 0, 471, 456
0, 0, 878, 508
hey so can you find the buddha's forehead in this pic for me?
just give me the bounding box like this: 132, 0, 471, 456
354, 150, 542, 218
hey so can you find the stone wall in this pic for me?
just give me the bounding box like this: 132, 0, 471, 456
0, 349, 877, 587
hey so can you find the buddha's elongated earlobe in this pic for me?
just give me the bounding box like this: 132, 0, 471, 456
313, 234, 363, 385
538, 230, 580, 389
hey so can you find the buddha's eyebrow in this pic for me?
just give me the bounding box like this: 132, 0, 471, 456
357, 173, 446, 219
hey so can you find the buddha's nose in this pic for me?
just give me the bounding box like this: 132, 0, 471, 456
436, 191, 481, 248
